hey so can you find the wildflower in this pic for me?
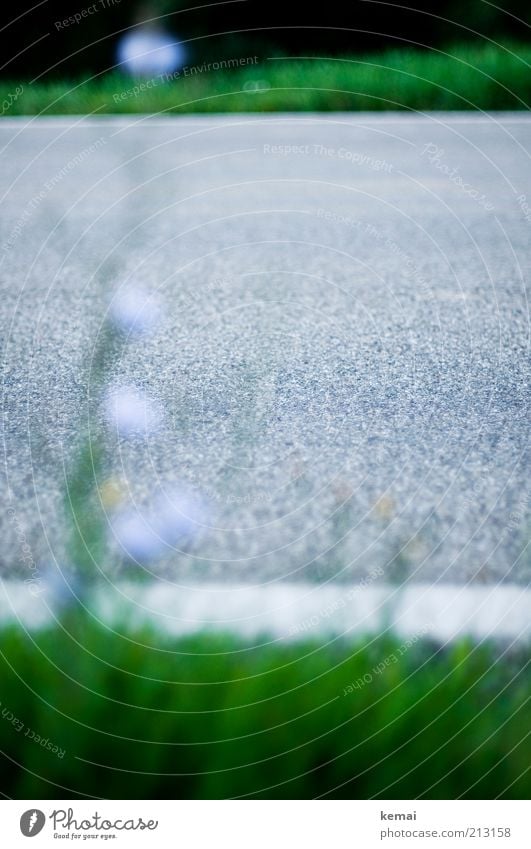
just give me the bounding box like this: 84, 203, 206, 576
111, 486, 208, 562
39, 564, 85, 613
110, 509, 162, 562
116, 27, 184, 77
103, 384, 162, 437
109, 286, 160, 335
99, 477, 128, 508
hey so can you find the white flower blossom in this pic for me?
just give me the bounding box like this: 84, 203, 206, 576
116, 28, 184, 77
103, 384, 162, 437
110, 286, 160, 335
110, 510, 162, 563
111, 486, 208, 563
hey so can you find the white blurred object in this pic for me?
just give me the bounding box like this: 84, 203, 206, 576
117, 27, 184, 77
110, 286, 160, 335
103, 384, 162, 437
111, 486, 209, 562
2, 580, 530, 643
111, 509, 163, 562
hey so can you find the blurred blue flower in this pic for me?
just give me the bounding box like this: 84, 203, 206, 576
110, 285, 160, 335
116, 26, 184, 77
111, 485, 209, 563
39, 563, 86, 614
103, 384, 163, 437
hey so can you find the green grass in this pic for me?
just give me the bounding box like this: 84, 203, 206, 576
0, 615, 529, 799
1, 42, 531, 115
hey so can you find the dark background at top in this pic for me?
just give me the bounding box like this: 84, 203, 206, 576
1, 0, 530, 80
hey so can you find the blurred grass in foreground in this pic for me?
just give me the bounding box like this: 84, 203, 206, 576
1, 43, 531, 115
0, 618, 529, 799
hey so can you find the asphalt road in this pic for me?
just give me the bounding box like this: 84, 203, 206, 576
1, 113, 530, 586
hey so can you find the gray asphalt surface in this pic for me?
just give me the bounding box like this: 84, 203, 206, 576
1, 113, 530, 585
